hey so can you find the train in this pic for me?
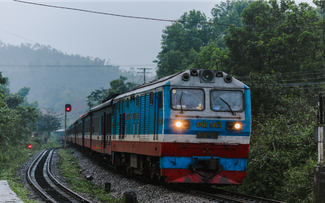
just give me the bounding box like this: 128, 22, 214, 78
66, 69, 251, 185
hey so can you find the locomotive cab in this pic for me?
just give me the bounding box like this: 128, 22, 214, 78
160, 69, 251, 184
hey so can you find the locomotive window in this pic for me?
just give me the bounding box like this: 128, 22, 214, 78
210, 90, 244, 112
171, 89, 204, 111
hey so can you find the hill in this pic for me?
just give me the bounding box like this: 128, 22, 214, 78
0, 41, 140, 124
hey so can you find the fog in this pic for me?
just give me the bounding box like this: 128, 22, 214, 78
0, 0, 223, 71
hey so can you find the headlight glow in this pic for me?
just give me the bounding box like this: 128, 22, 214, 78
175, 121, 182, 127
173, 120, 190, 129
226, 121, 243, 131
234, 123, 241, 129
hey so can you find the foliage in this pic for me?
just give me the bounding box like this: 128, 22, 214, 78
221, 73, 319, 202
191, 42, 229, 70
225, 0, 323, 76
35, 108, 62, 143
57, 148, 119, 202
86, 88, 108, 108
211, 0, 251, 48
0, 138, 60, 203
87, 76, 137, 108
0, 73, 39, 153
0, 72, 6, 85
155, 10, 212, 78
155, 0, 249, 78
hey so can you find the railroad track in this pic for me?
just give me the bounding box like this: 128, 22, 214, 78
183, 185, 285, 203
27, 148, 92, 203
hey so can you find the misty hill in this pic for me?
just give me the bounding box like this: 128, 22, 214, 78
0, 41, 140, 123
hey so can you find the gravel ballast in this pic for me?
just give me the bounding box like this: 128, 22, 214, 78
18, 146, 216, 202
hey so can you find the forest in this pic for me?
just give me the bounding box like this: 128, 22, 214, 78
154, 0, 325, 202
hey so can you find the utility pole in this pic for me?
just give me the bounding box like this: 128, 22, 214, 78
64, 104, 71, 149
137, 67, 152, 84
314, 93, 325, 203
64, 110, 67, 149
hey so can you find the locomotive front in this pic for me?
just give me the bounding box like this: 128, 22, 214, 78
160, 69, 251, 184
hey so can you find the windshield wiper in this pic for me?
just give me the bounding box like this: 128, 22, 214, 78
179, 92, 184, 114
219, 97, 236, 115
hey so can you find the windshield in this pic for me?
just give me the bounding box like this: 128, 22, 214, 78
211, 90, 244, 112
171, 89, 204, 111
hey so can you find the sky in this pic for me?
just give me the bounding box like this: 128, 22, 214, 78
0, 0, 317, 75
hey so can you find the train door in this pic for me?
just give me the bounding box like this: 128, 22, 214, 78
101, 115, 104, 151
82, 118, 85, 147
103, 112, 106, 151
90, 114, 93, 149
139, 94, 150, 141
74, 123, 77, 143
152, 92, 157, 140
119, 100, 126, 139
157, 91, 163, 136
107, 113, 112, 149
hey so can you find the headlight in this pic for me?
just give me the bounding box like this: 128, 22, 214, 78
175, 121, 182, 127
173, 120, 190, 129
226, 122, 243, 131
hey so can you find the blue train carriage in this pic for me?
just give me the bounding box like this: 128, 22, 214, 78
108, 69, 251, 184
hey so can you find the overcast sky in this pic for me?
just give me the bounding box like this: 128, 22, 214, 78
0, 0, 316, 74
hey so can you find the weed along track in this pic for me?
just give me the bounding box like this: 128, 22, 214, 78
27, 148, 92, 203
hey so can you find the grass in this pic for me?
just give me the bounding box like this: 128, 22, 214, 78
57, 148, 120, 202
0, 137, 61, 203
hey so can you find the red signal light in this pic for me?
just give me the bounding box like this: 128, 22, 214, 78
65, 104, 71, 112
28, 144, 32, 149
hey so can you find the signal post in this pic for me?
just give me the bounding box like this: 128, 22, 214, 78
64, 104, 71, 149
314, 94, 325, 203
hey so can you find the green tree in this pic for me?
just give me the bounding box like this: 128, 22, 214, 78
87, 76, 137, 108
87, 88, 108, 108
225, 0, 322, 76
223, 73, 320, 202
0, 72, 39, 161
155, 1, 250, 78
155, 10, 212, 78
211, 0, 251, 48
191, 42, 230, 71
35, 108, 62, 143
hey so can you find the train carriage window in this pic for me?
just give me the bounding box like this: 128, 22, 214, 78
107, 113, 111, 135
127, 98, 129, 109
85, 119, 90, 133
150, 92, 153, 105
136, 96, 139, 108
158, 92, 163, 109
171, 89, 205, 111
210, 90, 244, 112
117, 102, 120, 111
92, 117, 99, 135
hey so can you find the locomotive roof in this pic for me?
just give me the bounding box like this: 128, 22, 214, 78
79, 70, 248, 119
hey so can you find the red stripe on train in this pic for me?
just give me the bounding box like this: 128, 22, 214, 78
77, 139, 249, 158
161, 169, 246, 184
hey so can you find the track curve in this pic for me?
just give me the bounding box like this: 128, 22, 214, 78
27, 148, 92, 203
